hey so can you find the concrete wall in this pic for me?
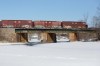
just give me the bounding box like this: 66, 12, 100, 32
0, 28, 99, 43
0, 28, 17, 42
47, 33, 57, 43
78, 32, 98, 41
41, 32, 57, 43
69, 32, 77, 41
96, 29, 100, 40
16, 33, 28, 42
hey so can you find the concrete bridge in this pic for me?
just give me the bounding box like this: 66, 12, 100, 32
15, 28, 96, 43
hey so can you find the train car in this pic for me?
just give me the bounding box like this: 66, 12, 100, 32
61, 21, 88, 29
1, 20, 33, 28
1, 20, 14, 28
51, 21, 61, 29
33, 21, 45, 28
0, 21, 2, 28
19, 20, 32, 28
32, 21, 34, 28
33, 20, 61, 29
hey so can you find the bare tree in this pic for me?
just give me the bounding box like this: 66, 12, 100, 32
78, 13, 88, 23
83, 12, 89, 23
92, 6, 100, 28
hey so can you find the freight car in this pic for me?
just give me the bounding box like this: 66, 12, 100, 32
0, 20, 88, 29
0, 21, 2, 27
33, 21, 45, 28
61, 21, 88, 29
1, 20, 33, 28
33, 20, 62, 29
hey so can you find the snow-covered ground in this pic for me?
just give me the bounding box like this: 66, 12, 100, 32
28, 33, 41, 42
0, 42, 100, 66
57, 36, 69, 42
28, 34, 69, 42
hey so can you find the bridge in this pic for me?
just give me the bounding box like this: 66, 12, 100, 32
15, 28, 96, 43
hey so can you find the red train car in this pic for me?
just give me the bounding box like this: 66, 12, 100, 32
33, 20, 61, 29
0, 21, 2, 28
1, 20, 33, 28
1, 20, 14, 27
61, 21, 87, 29
34, 21, 45, 28
51, 21, 61, 28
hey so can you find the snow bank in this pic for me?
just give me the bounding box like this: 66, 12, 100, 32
0, 42, 100, 66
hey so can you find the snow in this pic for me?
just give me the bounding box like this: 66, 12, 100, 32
28, 33, 41, 42
57, 36, 69, 42
0, 42, 100, 66
28, 35, 70, 42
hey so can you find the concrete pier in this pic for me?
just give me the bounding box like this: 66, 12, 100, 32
41, 32, 57, 43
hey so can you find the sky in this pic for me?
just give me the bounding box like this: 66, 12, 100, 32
0, 0, 99, 26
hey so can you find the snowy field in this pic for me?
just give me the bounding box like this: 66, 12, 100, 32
0, 42, 100, 66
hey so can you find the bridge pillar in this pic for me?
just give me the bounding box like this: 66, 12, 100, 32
41, 32, 57, 43
69, 32, 77, 41
16, 33, 28, 42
